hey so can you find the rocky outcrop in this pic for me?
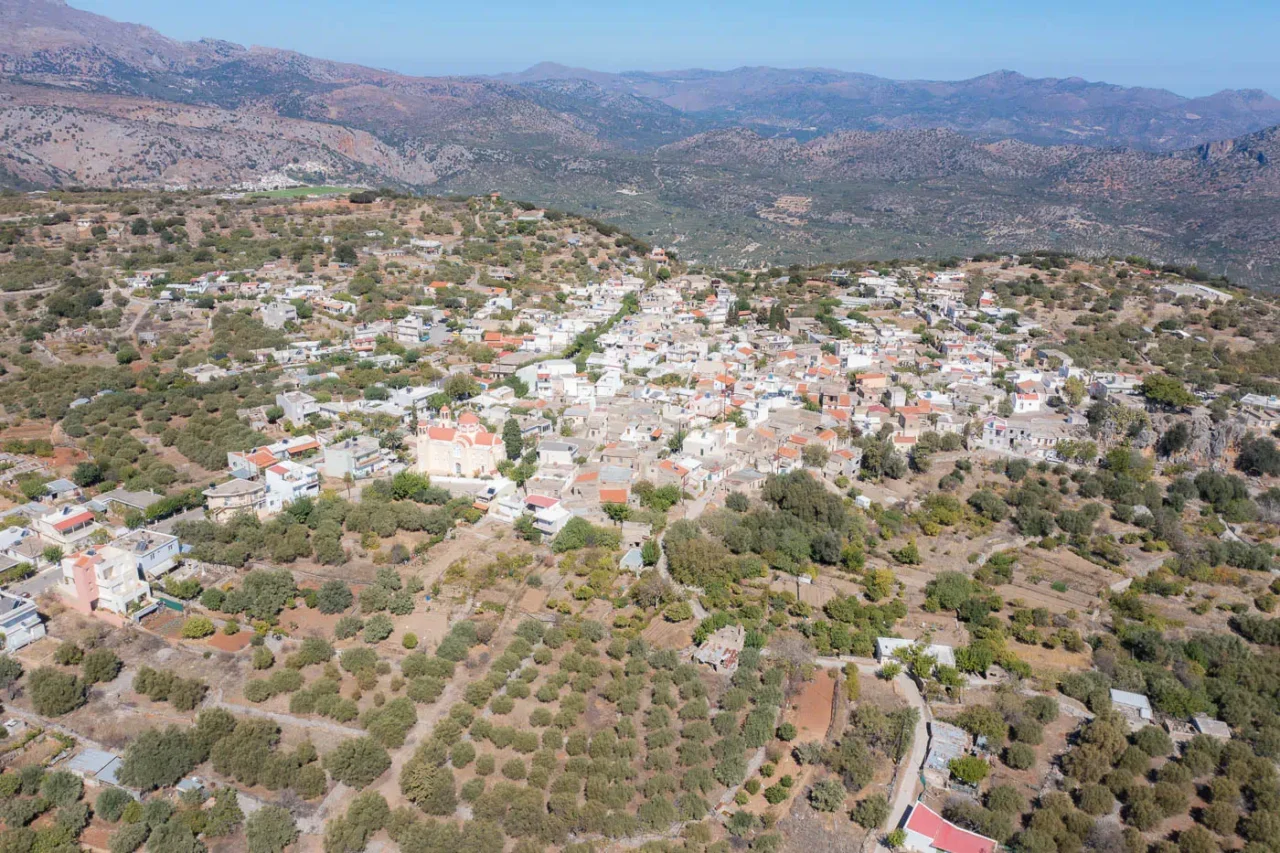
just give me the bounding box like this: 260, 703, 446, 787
1152, 411, 1248, 470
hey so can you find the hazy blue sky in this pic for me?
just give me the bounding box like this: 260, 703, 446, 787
72, 0, 1278, 96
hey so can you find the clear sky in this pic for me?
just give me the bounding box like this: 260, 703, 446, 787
71, 0, 1279, 96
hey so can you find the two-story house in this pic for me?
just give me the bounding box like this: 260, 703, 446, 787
261, 301, 298, 330
537, 441, 578, 468
32, 506, 102, 550
226, 446, 282, 479
395, 314, 430, 345
276, 391, 319, 427
322, 436, 385, 480
202, 478, 268, 521
264, 460, 321, 510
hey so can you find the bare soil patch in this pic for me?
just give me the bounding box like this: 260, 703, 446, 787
206, 631, 252, 653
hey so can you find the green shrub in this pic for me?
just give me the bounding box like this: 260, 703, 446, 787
181, 616, 215, 639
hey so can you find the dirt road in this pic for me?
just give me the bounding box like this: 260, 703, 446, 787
208, 690, 366, 739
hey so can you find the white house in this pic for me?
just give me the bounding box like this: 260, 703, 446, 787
474, 478, 518, 515
537, 441, 578, 468
276, 391, 318, 427
396, 314, 431, 345
0, 526, 44, 569
32, 505, 102, 550
1159, 283, 1232, 304
264, 460, 321, 510
261, 301, 298, 330
183, 364, 229, 384
59, 546, 152, 624
410, 238, 443, 257
525, 495, 573, 537
322, 436, 385, 480
0, 591, 45, 651
1012, 392, 1042, 414
875, 637, 956, 669
111, 529, 180, 580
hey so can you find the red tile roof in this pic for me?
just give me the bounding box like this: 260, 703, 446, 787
659, 460, 690, 477
52, 510, 94, 532
243, 448, 278, 467
904, 805, 997, 853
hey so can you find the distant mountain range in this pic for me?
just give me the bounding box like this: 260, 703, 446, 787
3, 0, 1280, 282
500, 62, 1280, 151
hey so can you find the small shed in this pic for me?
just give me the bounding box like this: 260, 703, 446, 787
618, 549, 645, 574
1110, 689, 1153, 727
1192, 715, 1231, 740
64, 748, 125, 787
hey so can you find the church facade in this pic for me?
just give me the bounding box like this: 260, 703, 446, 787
415, 408, 504, 478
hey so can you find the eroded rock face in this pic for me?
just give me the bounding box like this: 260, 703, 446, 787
1209, 418, 1247, 468
1152, 411, 1247, 470
1131, 422, 1157, 450
1089, 400, 1151, 450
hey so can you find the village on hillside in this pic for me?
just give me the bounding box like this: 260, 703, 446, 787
0, 187, 1275, 853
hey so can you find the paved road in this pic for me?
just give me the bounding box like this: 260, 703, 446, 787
816, 656, 930, 834
11, 565, 62, 598
149, 506, 206, 535
886, 671, 931, 833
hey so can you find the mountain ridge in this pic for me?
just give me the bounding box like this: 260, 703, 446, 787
495, 62, 1280, 150
3, 0, 1280, 282
5, 0, 1279, 151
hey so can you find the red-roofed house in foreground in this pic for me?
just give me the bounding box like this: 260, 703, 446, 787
903, 804, 997, 853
